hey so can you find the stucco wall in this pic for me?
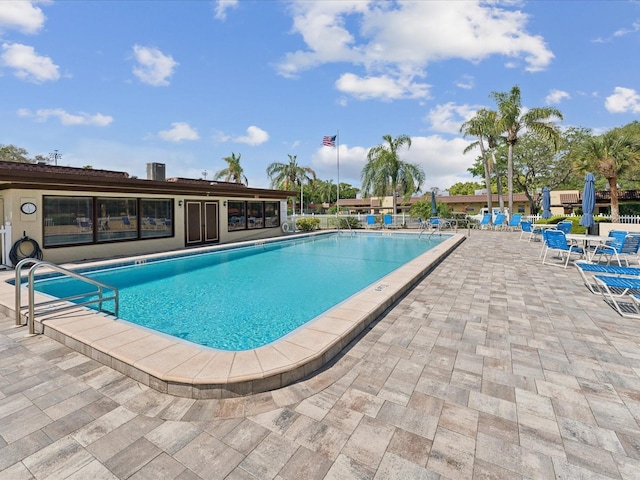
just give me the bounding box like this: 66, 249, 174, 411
2, 189, 286, 265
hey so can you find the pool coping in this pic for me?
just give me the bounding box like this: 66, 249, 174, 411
0, 231, 465, 399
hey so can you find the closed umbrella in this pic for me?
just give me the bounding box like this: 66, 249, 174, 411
541, 186, 551, 219
431, 190, 437, 216
579, 173, 596, 228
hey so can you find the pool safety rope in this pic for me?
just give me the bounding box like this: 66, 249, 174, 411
9, 234, 43, 266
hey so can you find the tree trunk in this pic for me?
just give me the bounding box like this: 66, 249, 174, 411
478, 142, 492, 216
609, 177, 620, 222
491, 149, 504, 212
507, 144, 514, 217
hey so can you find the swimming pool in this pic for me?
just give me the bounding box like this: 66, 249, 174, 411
32, 231, 447, 351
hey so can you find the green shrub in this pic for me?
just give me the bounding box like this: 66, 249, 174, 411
338, 216, 360, 229
296, 217, 320, 231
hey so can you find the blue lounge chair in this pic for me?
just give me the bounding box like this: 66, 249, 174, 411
575, 260, 640, 294
519, 220, 542, 242
366, 214, 377, 229
594, 275, 640, 318
506, 213, 522, 231
477, 213, 491, 230
555, 221, 572, 234
122, 216, 131, 228
383, 214, 393, 229
542, 230, 584, 268
590, 232, 640, 266
492, 213, 506, 230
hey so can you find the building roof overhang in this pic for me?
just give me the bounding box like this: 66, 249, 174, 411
0, 161, 296, 199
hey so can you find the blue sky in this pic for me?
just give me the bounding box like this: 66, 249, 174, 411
1, 0, 639, 193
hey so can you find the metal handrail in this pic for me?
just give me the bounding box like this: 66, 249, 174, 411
14, 259, 119, 334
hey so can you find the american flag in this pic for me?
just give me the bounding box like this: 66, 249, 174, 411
322, 135, 336, 147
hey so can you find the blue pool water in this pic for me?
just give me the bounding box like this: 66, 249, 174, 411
33, 232, 445, 350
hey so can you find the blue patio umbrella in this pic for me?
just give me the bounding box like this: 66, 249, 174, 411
541, 186, 552, 219
579, 173, 596, 228
431, 190, 438, 215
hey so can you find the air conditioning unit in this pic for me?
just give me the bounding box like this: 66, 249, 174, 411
146, 163, 166, 181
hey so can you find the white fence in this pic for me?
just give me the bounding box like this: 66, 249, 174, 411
525, 213, 640, 224
292, 212, 640, 230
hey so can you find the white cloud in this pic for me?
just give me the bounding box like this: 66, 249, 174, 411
311, 143, 369, 187
277, 1, 554, 101
545, 89, 570, 105
132, 45, 178, 87
605, 87, 640, 113
158, 122, 199, 142
0, 0, 47, 34
309, 134, 474, 191
426, 102, 484, 135
335, 72, 430, 100
405, 136, 475, 191
17, 108, 112, 126
214, 0, 238, 20
1, 42, 59, 83
455, 74, 474, 90
234, 126, 269, 145
614, 21, 640, 38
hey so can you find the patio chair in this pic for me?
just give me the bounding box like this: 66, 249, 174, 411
590, 231, 639, 266
506, 213, 522, 231
555, 221, 573, 234
383, 214, 393, 229
519, 220, 542, 242
594, 275, 640, 318
122, 216, 132, 228
542, 230, 584, 268
366, 215, 377, 229
429, 217, 451, 231
575, 260, 640, 294
492, 213, 506, 230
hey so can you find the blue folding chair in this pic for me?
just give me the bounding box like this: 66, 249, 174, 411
542, 230, 584, 268
555, 221, 572, 234
383, 214, 393, 228
366, 215, 377, 229
519, 220, 542, 242
590, 232, 640, 266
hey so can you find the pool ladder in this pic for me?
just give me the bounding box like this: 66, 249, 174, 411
14, 259, 119, 335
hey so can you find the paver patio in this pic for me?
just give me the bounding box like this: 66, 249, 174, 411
1, 229, 639, 479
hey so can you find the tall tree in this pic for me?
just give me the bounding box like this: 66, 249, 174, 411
490, 85, 563, 216
214, 152, 248, 185
266, 154, 316, 214
572, 128, 640, 222
361, 134, 425, 214
460, 109, 502, 214
508, 132, 575, 214
0, 144, 32, 163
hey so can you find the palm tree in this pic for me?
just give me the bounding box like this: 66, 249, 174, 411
214, 153, 248, 185
460, 108, 503, 216
573, 129, 640, 222
361, 134, 425, 214
490, 85, 563, 216
266, 154, 316, 214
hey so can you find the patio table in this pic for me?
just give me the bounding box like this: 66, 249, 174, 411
566, 233, 610, 260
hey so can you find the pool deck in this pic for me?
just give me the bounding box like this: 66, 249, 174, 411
1, 229, 640, 479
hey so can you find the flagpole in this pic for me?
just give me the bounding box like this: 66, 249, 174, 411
336, 129, 340, 217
